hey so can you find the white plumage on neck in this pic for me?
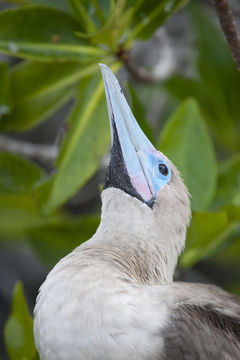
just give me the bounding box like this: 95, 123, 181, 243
34, 161, 191, 360
90, 181, 190, 285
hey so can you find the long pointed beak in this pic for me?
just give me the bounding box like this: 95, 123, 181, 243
100, 64, 169, 206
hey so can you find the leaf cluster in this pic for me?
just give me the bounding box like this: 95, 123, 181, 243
0, 1, 239, 358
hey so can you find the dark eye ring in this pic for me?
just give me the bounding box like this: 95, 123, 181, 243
158, 163, 168, 176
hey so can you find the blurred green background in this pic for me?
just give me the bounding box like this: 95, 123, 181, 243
0, 0, 240, 359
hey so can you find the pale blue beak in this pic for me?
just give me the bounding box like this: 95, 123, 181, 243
100, 64, 171, 207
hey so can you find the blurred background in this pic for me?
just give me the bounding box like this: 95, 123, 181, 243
0, 0, 240, 359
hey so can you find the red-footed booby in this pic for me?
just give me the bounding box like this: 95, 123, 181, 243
34, 64, 240, 360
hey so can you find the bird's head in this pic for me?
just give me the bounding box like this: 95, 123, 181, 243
99, 64, 191, 270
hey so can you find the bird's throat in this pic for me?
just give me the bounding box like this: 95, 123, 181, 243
86, 188, 184, 285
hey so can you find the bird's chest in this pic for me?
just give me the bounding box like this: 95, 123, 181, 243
34, 262, 166, 360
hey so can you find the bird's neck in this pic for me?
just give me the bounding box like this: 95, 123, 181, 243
87, 189, 186, 285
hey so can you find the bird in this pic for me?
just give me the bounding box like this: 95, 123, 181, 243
34, 64, 240, 360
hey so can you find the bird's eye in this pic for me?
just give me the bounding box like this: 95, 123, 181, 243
158, 163, 168, 176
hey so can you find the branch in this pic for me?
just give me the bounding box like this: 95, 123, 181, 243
117, 48, 163, 84
214, 0, 240, 71
0, 135, 58, 162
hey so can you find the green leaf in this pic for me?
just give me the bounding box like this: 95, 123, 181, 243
4, 282, 37, 360
130, 0, 189, 41
223, 205, 240, 223
0, 61, 98, 131
67, 0, 111, 33
28, 216, 99, 267
0, 193, 47, 238
181, 210, 228, 267
0, 152, 44, 193
87, 0, 134, 50
159, 98, 217, 211
1, 0, 71, 13
0, 7, 106, 62
164, 74, 203, 104
212, 233, 240, 267
27, 0, 70, 12
181, 206, 240, 268
89, 0, 107, 25
69, 0, 98, 33
31, 176, 54, 208
44, 63, 120, 212
0, 62, 11, 117
165, 6, 240, 153
213, 154, 240, 210
190, 5, 240, 152
127, 83, 155, 143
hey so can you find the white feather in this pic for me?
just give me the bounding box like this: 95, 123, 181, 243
34, 160, 191, 360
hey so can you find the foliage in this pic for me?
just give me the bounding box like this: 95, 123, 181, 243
0, 0, 239, 358
4, 282, 39, 360
159, 98, 217, 211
